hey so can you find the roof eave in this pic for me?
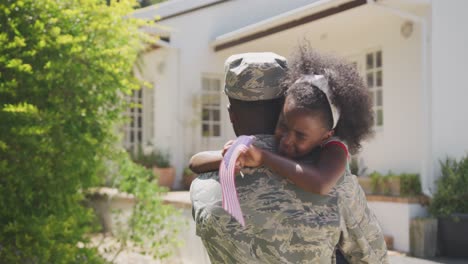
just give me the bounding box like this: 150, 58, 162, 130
212, 0, 367, 52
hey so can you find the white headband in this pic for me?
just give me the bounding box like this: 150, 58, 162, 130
294, 74, 340, 129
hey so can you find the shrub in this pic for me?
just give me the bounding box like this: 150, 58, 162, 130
104, 150, 183, 261
0, 0, 175, 262
429, 156, 468, 217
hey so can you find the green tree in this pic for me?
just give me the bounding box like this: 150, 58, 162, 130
0, 0, 179, 262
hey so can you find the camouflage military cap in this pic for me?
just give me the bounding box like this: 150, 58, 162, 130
224, 52, 287, 101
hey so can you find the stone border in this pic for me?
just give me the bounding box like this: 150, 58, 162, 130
85, 187, 136, 202
366, 195, 430, 205
161, 192, 431, 208
163, 191, 192, 209
85, 188, 194, 209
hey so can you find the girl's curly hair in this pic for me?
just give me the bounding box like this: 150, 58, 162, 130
282, 43, 374, 154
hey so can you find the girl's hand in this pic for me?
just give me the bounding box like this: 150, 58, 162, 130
241, 146, 264, 167
221, 139, 263, 174
221, 140, 244, 175
234, 146, 261, 176
222, 140, 235, 157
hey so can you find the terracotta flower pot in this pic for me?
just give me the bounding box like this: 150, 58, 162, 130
154, 166, 175, 189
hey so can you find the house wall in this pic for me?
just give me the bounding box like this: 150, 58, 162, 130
170, 208, 211, 264
139, 48, 181, 158
139, 0, 322, 188
431, 0, 468, 191
368, 201, 428, 252
215, 5, 425, 176
138, 1, 448, 190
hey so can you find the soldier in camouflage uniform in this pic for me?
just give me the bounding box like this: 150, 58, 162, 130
190, 52, 388, 263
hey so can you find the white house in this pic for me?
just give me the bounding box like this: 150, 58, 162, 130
129, 0, 468, 252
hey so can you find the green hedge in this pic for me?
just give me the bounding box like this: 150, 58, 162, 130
0, 0, 161, 262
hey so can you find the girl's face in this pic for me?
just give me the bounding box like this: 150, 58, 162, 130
274, 96, 333, 159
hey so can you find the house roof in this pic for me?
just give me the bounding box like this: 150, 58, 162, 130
212, 0, 366, 52
132, 0, 229, 21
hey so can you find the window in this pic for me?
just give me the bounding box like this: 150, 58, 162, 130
123, 87, 154, 152
201, 76, 221, 137
366, 50, 383, 127
350, 49, 384, 128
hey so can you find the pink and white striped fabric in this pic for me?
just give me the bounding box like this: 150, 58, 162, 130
219, 135, 255, 227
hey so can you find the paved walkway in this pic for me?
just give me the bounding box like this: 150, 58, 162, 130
93, 236, 467, 264
92, 191, 468, 264
101, 253, 467, 264
390, 255, 467, 264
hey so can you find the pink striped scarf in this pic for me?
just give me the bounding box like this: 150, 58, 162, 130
219, 135, 255, 227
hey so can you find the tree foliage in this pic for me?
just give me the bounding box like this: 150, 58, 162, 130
0, 0, 178, 262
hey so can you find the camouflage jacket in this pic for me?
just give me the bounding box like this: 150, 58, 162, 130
190, 135, 388, 263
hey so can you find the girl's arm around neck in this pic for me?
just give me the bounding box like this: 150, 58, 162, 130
260, 145, 347, 195
189, 139, 238, 174
189, 151, 222, 174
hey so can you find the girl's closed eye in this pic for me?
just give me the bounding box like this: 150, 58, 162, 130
295, 131, 307, 141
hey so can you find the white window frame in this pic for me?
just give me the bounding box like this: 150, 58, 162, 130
366, 49, 384, 128
123, 86, 154, 152
349, 48, 384, 129
200, 74, 222, 138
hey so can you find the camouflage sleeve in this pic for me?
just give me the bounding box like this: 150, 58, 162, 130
337, 175, 389, 264
252, 134, 277, 152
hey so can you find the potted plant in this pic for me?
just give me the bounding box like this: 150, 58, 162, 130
429, 156, 468, 257
131, 145, 175, 190
86, 151, 183, 260
351, 157, 373, 194
85, 187, 136, 234
383, 172, 400, 196
152, 150, 175, 189
182, 167, 197, 190
400, 173, 422, 197
358, 177, 373, 195
369, 171, 385, 195
365, 171, 422, 197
